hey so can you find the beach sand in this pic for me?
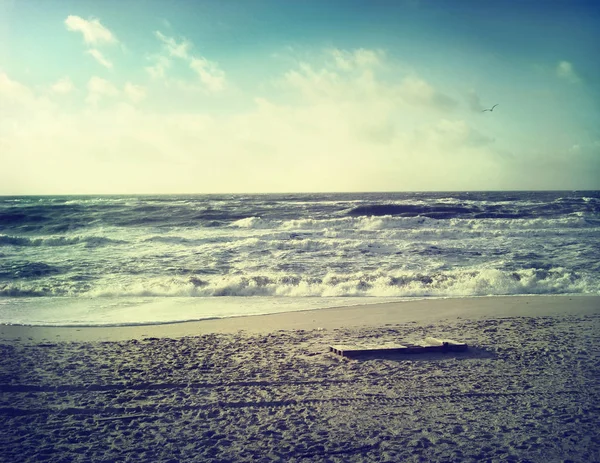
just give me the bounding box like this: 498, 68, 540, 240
1, 296, 599, 462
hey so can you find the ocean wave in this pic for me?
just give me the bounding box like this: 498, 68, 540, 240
0, 262, 64, 280
3, 267, 595, 298
0, 212, 46, 224
223, 214, 595, 234
2, 192, 599, 236
343, 196, 600, 220
346, 204, 477, 218
0, 234, 126, 248
229, 217, 274, 229
141, 235, 238, 247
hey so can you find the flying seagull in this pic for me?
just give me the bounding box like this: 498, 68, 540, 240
482, 104, 499, 112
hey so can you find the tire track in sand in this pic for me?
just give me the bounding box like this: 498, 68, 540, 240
0, 389, 581, 417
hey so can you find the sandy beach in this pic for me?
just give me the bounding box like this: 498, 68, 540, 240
1, 296, 599, 462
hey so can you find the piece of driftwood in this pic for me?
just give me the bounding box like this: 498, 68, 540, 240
329, 337, 467, 358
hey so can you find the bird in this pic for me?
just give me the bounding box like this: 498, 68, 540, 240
482, 104, 499, 112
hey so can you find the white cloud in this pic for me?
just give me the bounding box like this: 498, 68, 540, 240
155, 31, 191, 59
0, 71, 36, 103
328, 48, 384, 70
397, 75, 456, 111
189, 57, 226, 93
0, 72, 54, 115
284, 62, 344, 100
418, 119, 493, 149
88, 76, 118, 95
86, 49, 113, 68
65, 15, 117, 45
556, 60, 580, 83
86, 76, 119, 105
2, 52, 464, 193
152, 30, 227, 93
124, 82, 146, 103
282, 50, 456, 112
51, 77, 74, 94
146, 55, 171, 80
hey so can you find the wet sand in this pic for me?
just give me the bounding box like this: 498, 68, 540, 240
1, 295, 598, 343
1, 296, 599, 462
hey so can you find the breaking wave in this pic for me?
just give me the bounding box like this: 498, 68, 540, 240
0, 234, 125, 248
1, 267, 596, 298
228, 214, 593, 232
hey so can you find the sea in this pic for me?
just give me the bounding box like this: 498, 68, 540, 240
1, 191, 599, 326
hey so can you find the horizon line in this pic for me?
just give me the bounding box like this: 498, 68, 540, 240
1, 188, 598, 197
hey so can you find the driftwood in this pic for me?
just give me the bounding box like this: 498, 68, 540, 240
330, 337, 467, 358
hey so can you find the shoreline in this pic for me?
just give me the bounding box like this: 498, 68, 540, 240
1, 295, 598, 344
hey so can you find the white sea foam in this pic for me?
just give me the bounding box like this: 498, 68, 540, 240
0, 296, 406, 327
0, 267, 587, 300
0, 234, 124, 247
226, 215, 595, 234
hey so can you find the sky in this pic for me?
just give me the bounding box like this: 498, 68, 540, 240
1, 0, 599, 194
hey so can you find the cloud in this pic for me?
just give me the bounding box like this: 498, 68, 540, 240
0, 71, 36, 103
86, 49, 113, 68
420, 119, 494, 148
51, 77, 74, 94
397, 76, 457, 111
86, 76, 119, 105
328, 48, 384, 70
152, 31, 227, 93
2, 68, 488, 194
65, 16, 116, 70
124, 82, 146, 103
282, 49, 456, 112
65, 16, 117, 45
281, 48, 386, 101
556, 60, 580, 83
189, 57, 226, 93
283, 62, 343, 100
0, 71, 54, 114
146, 55, 171, 80
155, 31, 191, 59
466, 89, 484, 112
